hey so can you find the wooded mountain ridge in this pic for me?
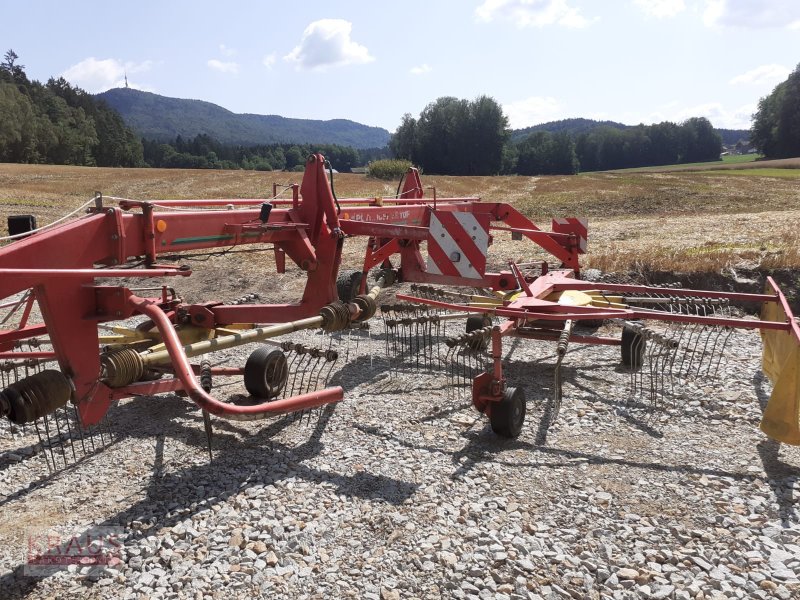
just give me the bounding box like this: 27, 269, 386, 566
98, 89, 749, 151
97, 88, 393, 150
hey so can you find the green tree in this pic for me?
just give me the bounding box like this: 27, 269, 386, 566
680, 117, 721, 163
389, 113, 416, 160
752, 64, 800, 158
397, 96, 508, 175
516, 131, 578, 175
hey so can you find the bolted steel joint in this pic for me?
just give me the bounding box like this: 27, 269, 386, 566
319, 301, 351, 332
352, 294, 378, 322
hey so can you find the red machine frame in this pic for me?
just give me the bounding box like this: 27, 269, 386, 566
0, 154, 588, 430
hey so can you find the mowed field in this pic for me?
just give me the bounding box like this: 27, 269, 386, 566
1, 161, 799, 276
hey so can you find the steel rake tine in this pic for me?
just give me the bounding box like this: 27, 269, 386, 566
323, 356, 338, 387
297, 354, 313, 396
676, 322, 700, 378
40, 413, 60, 471
701, 326, 723, 379
72, 404, 89, 457
308, 356, 322, 393
59, 407, 79, 464
50, 407, 69, 469
694, 326, 715, 379
650, 345, 661, 410
406, 320, 414, 371
288, 353, 303, 397
34, 420, 54, 473
711, 327, 733, 380
447, 348, 456, 399
630, 334, 645, 401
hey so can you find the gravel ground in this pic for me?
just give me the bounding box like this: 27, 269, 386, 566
1, 279, 800, 600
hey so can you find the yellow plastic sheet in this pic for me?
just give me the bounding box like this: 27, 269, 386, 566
759, 300, 800, 445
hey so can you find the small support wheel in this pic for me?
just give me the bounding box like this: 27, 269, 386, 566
336, 269, 363, 302
244, 347, 288, 398
490, 386, 526, 439
621, 325, 645, 369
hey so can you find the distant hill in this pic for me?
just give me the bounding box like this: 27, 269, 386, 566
511, 118, 749, 145
96, 88, 391, 149
510, 118, 628, 141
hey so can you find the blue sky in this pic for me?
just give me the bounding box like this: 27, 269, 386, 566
2, 1, 798, 132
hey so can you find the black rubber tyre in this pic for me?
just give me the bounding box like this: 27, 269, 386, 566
490, 386, 526, 439
336, 269, 363, 302
243, 347, 288, 398
621, 325, 646, 369
466, 314, 491, 351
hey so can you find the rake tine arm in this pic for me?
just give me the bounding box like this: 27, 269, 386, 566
128, 295, 343, 420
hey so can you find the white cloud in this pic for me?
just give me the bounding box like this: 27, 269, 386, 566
410, 63, 432, 75
61, 57, 153, 92
219, 44, 237, 57
633, 0, 685, 18
475, 0, 591, 29
207, 59, 239, 74
703, 0, 800, 29
284, 19, 374, 70
262, 53, 277, 69
729, 64, 790, 86
503, 96, 562, 128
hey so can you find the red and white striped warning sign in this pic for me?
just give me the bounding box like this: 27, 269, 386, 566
551, 217, 588, 253
426, 211, 490, 280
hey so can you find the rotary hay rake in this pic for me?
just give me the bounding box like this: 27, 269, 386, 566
1, 154, 799, 475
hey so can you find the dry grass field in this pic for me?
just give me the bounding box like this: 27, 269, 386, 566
1, 162, 799, 277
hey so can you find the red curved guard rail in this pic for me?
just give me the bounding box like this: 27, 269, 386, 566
127, 294, 343, 420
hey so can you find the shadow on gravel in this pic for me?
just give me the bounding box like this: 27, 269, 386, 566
354, 422, 768, 484
753, 371, 800, 525
1, 399, 418, 599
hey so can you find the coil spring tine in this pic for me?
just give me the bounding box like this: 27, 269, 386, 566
649, 343, 660, 410
461, 349, 470, 398
311, 356, 324, 393
71, 404, 89, 457
406, 320, 413, 370
40, 413, 58, 471
676, 322, 697, 378
59, 407, 79, 464
297, 354, 312, 396
670, 319, 690, 380
692, 304, 712, 378
711, 327, 733, 380
33, 420, 53, 473
663, 326, 679, 398
286, 352, 299, 397
323, 355, 338, 387
686, 324, 706, 379
695, 326, 716, 379
633, 337, 645, 398
103, 412, 115, 446
426, 318, 435, 372
287, 350, 302, 396
49, 408, 69, 469
435, 319, 443, 371
446, 346, 456, 401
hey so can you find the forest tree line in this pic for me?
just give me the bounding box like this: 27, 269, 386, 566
0, 51, 144, 166
3, 49, 798, 177
142, 135, 387, 172
389, 96, 724, 175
